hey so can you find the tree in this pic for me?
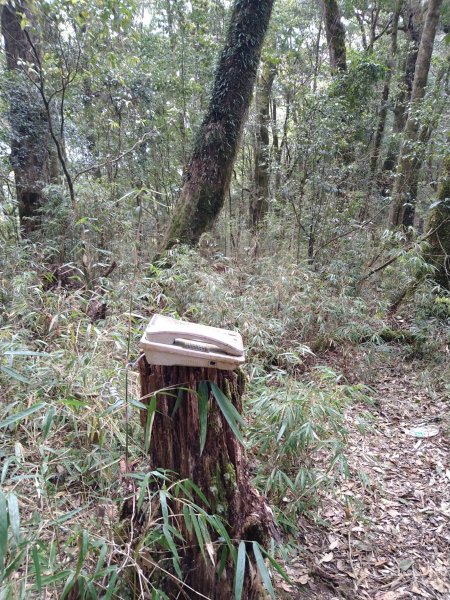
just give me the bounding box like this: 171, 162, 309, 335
370, 0, 402, 176
383, 0, 423, 172
389, 0, 443, 228
321, 0, 347, 72
250, 58, 276, 230
159, 0, 275, 252
426, 143, 450, 289
1, 1, 55, 233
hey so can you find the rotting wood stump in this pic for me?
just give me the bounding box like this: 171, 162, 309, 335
139, 358, 277, 599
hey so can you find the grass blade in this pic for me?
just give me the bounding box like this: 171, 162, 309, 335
197, 381, 209, 455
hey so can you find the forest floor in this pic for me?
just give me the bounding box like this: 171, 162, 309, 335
277, 350, 450, 600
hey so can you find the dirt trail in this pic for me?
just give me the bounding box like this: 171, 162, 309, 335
279, 359, 450, 599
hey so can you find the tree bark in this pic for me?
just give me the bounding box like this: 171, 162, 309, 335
425, 148, 450, 289
382, 0, 423, 172
370, 1, 402, 176
159, 0, 275, 252
389, 0, 443, 228
250, 60, 276, 230
321, 0, 347, 72
138, 359, 276, 599
1, 1, 53, 234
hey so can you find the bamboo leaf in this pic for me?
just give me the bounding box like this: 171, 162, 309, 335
252, 542, 274, 598
189, 507, 206, 563
159, 490, 169, 527
32, 546, 42, 593
0, 364, 29, 384
7, 494, 20, 544
171, 387, 184, 417
103, 570, 118, 600
234, 541, 246, 600
162, 524, 182, 579
210, 382, 244, 445
74, 530, 89, 578
144, 395, 157, 453
0, 402, 46, 429
260, 546, 291, 583
42, 406, 56, 440
182, 504, 192, 534
0, 491, 7, 574
197, 381, 209, 455
137, 473, 152, 512
93, 543, 107, 577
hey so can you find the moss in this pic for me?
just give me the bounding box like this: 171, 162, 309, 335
209, 462, 237, 516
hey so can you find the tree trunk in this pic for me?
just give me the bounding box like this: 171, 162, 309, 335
138, 359, 276, 599
159, 0, 275, 252
250, 60, 276, 230
370, 1, 402, 176
382, 0, 423, 172
1, 1, 53, 234
321, 0, 347, 72
425, 148, 450, 289
389, 0, 443, 228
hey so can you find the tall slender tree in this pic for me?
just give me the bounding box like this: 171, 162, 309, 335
426, 140, 450, 289
1, 1, 54, 233
321, 0, 347, 72
370, 0, 402, 176
389, 0, 443, 228
383, 0, 423, 172
159, 0, 275, 252
250, 58, 276, 230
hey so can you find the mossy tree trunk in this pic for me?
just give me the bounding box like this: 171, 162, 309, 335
139, 359, 276, 599
389, 0, 443, 228
1, 1, 54, 234
159, 0, 275, 252
321, 0, 347, 73
250, 59, 276, 231
425, 148, 450, 289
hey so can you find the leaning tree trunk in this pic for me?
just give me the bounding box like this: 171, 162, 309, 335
1, 1, 53, 234
159, 0, 275, 252
321, 0, 347, 72
389, 0, 443, 228
250, 59, 276, 231
425, 147, 450, 289
139, 359, 276, 599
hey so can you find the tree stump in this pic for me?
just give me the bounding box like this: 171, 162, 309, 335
139, 357, 276, 599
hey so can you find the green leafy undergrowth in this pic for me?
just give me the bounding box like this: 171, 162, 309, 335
247, 366, 372, 530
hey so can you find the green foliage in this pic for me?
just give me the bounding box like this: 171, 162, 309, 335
247, 367, 371, 527
0, 0, 449, 596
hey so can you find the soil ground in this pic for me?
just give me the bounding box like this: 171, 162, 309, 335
277, 352, 450, 600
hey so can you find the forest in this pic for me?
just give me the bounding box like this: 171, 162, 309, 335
0, 0, 449, 598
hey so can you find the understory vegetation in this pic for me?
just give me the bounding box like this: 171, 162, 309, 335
1, 240, 449, 598
0, 0, 449, 597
